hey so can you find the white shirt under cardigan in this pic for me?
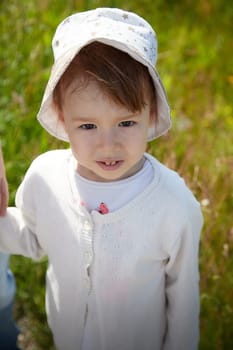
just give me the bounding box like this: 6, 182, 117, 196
73, 157, 153, 213
0, 150, 203, 350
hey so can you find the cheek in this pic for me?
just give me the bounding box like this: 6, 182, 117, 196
69, 134, 94, 155
126, 133, 147, 153
135, 124, 149, 142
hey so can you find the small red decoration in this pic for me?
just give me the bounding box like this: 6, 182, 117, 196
99, 202, 109, 214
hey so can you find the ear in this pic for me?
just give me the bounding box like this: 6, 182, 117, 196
58, 110, 65, 124
55, 105, 68, 134
149, 102, 157, 127
54, 102, 66, 126
58, 111, 69, 134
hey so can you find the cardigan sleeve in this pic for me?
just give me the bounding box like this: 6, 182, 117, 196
162, 200, 203, 350
0, 208, 44, 260
0, 162, 45, 260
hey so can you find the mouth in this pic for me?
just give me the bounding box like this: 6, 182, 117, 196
96, 160, 123, 170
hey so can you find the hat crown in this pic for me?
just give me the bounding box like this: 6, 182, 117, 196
52, 8, 157, 66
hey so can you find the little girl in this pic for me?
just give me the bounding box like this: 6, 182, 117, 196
0, 8, 203, 350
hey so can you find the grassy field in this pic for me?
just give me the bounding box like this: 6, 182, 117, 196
0, 0, 233, 349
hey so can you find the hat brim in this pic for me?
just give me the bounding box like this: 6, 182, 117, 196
37, 38, 171, 142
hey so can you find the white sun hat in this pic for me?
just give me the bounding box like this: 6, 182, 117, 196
37, 7, 171, 142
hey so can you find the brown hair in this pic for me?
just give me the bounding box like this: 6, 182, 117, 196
53, 42, 157, 116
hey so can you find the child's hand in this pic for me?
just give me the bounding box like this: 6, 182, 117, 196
0, 146, 9, 216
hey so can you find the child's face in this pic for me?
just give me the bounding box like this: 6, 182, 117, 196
59, 79, 154, 182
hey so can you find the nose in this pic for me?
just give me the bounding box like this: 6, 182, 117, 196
98, 128, 119, 151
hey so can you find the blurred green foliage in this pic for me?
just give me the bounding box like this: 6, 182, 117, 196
0, 0, 232, 349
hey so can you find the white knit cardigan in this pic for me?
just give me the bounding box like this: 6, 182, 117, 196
0, 150, 203, 350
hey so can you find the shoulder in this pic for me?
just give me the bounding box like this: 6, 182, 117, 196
145, 152, 203, 226
18, 149, 72, 190
23, 149, 71, 177
30, 149, 71, 167
144, 153, 203, 251
16, 149, 72, 206
146, 153, 199, 205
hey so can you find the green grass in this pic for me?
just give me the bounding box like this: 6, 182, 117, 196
1, 0, 233, 349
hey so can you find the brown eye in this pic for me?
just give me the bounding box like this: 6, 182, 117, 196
119, 121, 135, 127
79, 124, 97, 130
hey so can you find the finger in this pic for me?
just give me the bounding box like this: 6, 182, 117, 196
0, 178, 5, 215
0, 178, 8, 216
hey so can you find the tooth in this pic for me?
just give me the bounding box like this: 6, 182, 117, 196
104, 161, 117, 166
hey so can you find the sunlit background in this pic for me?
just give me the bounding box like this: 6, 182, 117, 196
0, 1, 232, 349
